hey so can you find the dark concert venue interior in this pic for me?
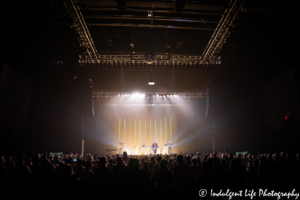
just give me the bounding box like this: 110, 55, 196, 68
0, 0, 299, 197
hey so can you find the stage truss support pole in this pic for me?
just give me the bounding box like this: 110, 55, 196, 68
119, 118, 121, 142
150, 120, 152, 142
155, 120, 157, 142
124, 119, 126, 142
165, 118, 167, 144
140, 120, 141, 148
160, 119, 162, 145
170, 117, 172, 141
135, 120, 136, 145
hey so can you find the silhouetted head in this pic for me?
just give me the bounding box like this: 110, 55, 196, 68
157, 156, 162, 163
260, 155, 267, 164
281, 152, 286, 159
143, 161, 148, 169
84, 160, 92, 171
150, 157, 155, 162
99, 157, 107, 166
116, 157, 123, 165
129, 158, 139, 170
191, 158, 197, 166
160, 160, 168, 169
213, 157, 220, 165
177, 155, 183, 164
76, 159, 82, 166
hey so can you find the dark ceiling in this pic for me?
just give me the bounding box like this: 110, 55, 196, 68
1, 0, 297, 85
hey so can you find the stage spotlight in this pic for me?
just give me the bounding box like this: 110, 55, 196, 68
153, 95, 155, 97
148, 81, 155, 85
129, 94, 131, 96
125, 94, 127, 96
118, 94, 120, 96
156, 94, 158, 96
122, 95, 124, 96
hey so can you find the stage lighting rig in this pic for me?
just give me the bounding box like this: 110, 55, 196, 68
202, 0, 245, 64
65, 0, 244, 70
63, 0, 99, 62
144, 52, 155, 65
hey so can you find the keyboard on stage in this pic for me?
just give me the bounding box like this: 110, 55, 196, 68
104, 149, 118, 154
162, 145, 177, 148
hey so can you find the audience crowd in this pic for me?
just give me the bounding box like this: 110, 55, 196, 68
1, 150, 299, 199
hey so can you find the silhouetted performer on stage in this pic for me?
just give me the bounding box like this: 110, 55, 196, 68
152, 141, 158, 155
119, 140, 125, 155
168, 140, 172, 155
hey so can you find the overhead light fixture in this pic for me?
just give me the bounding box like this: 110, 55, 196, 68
148, 10, 153, 18
148, 68, 155, 85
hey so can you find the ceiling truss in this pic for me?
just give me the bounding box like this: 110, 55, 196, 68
63, 0, 246, 69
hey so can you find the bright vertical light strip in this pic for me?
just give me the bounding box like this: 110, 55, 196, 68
150, 120, 152, 142
119, 118, 121, 142
165, 118, 167, 144
124, 119, 126, 142
145, 121, 146, 145
135, 120, 136, 145
170, 117, 172, 141
155, 120, 157, 142
129, 120, 131, 144
160, 119, 162, 145
140, 120, 141, 146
